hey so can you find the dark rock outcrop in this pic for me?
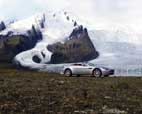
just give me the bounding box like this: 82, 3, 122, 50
32, 55, 41, 63
0, 25, 42, 64
39, 14, 45, 28
47, 26, 99, 64
0, 21, 6, 31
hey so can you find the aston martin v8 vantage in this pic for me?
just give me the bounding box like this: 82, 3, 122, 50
61, 63, 114, 77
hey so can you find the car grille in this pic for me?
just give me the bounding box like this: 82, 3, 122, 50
109, 69, 114, 75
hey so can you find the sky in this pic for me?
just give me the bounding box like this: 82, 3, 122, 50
0, 0, 142, 33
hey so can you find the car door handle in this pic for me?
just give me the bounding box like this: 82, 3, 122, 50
88, 68, 93, 69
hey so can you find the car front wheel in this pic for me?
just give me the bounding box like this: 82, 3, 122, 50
64, 69, 72, 77
92, 69, 102, 77
104, 75, 109, 77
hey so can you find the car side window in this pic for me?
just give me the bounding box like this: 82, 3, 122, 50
82, 64, 87, 66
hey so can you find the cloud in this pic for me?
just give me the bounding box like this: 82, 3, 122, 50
0, 0, 43, 19
0, 0, 142, 32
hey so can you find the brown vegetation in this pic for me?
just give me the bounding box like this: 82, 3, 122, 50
0, 69, 142, 114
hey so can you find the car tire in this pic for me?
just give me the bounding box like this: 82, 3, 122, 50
104, 75, 109, 77
64, 69, 72, 77
77, 74, 80, 77
92, 69, 102, 77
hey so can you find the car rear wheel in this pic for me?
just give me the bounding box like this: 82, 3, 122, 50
64, 69, 72, 77
92, 69, 102, 77
104, 75, 109, 77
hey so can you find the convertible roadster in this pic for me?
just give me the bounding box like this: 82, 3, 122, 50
61, 63, 114, 77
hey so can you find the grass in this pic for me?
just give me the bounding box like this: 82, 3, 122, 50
0, 69, 142, 114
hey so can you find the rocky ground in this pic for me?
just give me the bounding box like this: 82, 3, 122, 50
0, 69, 142, 114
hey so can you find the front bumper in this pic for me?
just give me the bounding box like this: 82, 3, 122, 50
109, 69, 115, 75
103, 69, 115, 75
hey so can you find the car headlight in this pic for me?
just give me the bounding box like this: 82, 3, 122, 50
101, 67, 109, 70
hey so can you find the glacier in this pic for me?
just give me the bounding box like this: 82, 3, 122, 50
1, 10, 142, 76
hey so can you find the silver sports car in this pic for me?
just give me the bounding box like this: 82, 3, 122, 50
60, 63, 114, 77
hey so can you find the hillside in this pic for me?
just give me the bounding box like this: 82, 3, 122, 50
1, 10, 142, 75
0, 25, 42, 68
0, 11, 99, 69
0, 69, 142, 114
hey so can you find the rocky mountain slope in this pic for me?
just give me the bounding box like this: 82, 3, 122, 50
48, 26, 99, 64
0, 11, 99, 69
1, 10, 142, 75
0, 25, 42, 66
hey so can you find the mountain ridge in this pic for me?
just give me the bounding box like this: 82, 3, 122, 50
1, 10, 142, 75
0, 10, 99, 69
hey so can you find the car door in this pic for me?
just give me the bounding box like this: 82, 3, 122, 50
77, 65, 86, 74
76, 64, 92, 75
71, 64, 86, 74
71, 64, 92, 75
72, 65, 83, 74
82, 65, 93, 74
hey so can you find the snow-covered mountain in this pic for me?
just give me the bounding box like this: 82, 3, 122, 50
1, 10, 142, 76
0, 10, 93, 69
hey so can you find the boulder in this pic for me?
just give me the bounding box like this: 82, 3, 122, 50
48, 26, 99, 64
